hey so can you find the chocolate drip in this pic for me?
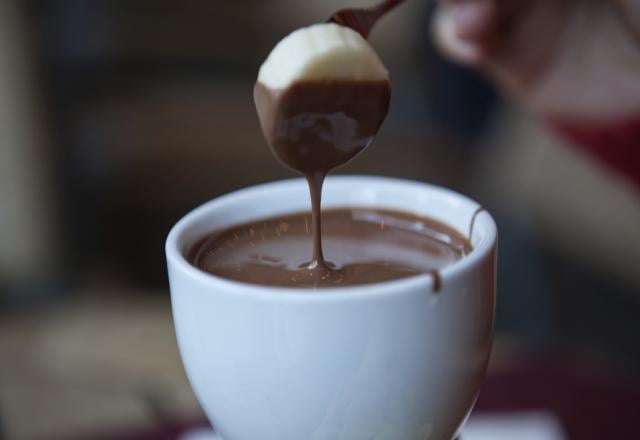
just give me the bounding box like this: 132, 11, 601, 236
426, 269, 442, 292
254, 80, 390, 271
469, 207, 485, 241
306, 171, 327, 268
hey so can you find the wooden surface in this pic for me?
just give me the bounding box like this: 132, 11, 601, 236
0, 292, 203, 439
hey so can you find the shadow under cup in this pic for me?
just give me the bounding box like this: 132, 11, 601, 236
166, 176, 497, 440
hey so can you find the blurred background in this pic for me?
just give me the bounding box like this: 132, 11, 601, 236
1, 1, 639, 439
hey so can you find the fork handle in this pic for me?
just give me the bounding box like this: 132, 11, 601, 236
372, 0, 406, 20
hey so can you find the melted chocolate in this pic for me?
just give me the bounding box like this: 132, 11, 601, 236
426, 269, 442, 292
254, 80, 390, 269
254, 80, 390, 174
469, 207, 485, 241
189, 208, 471, 289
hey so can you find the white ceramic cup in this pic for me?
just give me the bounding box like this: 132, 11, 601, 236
166, 176, 497, 440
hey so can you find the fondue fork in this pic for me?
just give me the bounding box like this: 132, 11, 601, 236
328, 0, 407, 38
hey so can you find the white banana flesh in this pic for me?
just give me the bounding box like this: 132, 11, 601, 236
257, 23, 389, 89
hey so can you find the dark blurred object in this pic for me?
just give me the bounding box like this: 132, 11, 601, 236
27, 0, 286, 287
418, 3, 498, 145
494, 213, 640, 371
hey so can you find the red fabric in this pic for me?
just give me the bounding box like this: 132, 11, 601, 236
475, 355, 640, 440
550, 115, 640, 190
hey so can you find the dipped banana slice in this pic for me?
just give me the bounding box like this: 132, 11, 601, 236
254, 23, 390, 174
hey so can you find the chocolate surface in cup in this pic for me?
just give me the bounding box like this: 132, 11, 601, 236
254, 80, 390, 270
189, 208, 471, 289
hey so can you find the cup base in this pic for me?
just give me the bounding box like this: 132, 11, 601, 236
178, 427, 220, 440
179, 428, 461, 440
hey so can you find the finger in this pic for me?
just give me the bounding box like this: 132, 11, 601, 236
439, 0, 497, 40
450, 0, 496, 39
432, 3, 484, 65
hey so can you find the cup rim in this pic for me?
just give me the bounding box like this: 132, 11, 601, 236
166, 175, 497, 301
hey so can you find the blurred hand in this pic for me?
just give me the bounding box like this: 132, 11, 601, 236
433, 0, 640, 122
